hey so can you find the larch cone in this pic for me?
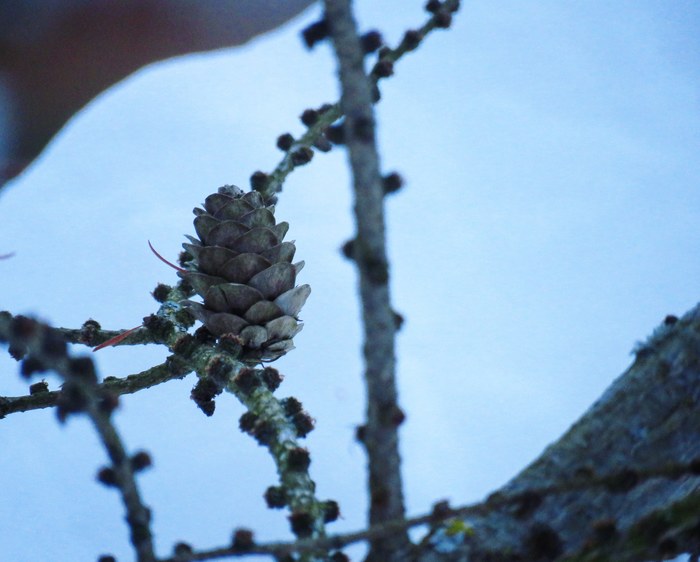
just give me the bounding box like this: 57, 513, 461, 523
179, 185, 310, 361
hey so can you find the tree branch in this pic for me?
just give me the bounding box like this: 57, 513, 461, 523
322, 1, 411, 560
0, 359, 188, 418
55, 321, 165, 348
255, 0, 460, 202
3, 279, 332, 557
415, 306, 700, 561
154, 455, 700, 561
138, 286, 333, 552
0, 313, 156, 562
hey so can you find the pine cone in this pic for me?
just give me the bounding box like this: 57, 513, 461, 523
179, 185, 310, 361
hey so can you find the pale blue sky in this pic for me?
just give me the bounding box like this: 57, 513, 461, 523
1, 2, 699, 560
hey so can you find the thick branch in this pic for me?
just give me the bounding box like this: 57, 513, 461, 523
415, 306, 700, 561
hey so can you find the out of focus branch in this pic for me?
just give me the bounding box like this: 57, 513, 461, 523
0, 313, 156, 562
56, 322, 164, 349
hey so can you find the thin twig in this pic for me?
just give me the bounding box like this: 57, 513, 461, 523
0, 359, 188, 418
261, 104, 342, 199
257, 0, 460, 201
55, 323, 163, 348
322, 1, 410, 560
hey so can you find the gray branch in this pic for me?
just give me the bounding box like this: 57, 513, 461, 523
322, 1, 410, 560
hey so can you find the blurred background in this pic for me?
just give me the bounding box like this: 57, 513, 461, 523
1, 1, 699, 560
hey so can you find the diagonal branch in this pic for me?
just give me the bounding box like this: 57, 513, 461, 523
256, 0, 460, 202
3, 283, 332, 558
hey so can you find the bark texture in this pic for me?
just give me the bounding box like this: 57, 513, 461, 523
416, 306, 700, 561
